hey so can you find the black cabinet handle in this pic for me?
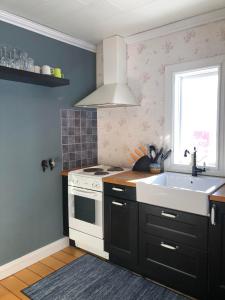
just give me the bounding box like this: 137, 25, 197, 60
160, 241, 179, 250
161, 211, 177, 219
112, 201, 126, 207
211, 204, 216, 226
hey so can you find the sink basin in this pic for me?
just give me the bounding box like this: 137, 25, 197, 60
136, 172, 225, 216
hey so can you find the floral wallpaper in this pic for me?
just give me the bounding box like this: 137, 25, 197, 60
97, 20, 225, 167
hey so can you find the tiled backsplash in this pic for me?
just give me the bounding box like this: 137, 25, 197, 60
61, 108, 97, 170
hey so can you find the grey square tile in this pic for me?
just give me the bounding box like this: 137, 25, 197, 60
75, 111, 81, 119
81, 110, 86, 118
92, 110, 97, 119
68, 119, 75, 127
76, 151, 81, 160
61, 109, 68, 118
63, 161, 69, 170
62, 145, 69, 153
62, 136, 68, 145
68, 144, 75, 152
68, 136, 75, 144
62, 127, 68, 135
75, 144, 81, 151
61, 118, 67, 127
76, 160, 81, 168
68, 128, 75, 135
86, 119, 92, 128
81, 135, 87, 143
92, 135, 97, 142
75, 127, 80, 135
75, 135, 81, 143
68, 110, 75, 118
86, 135, 92, 142
69, 160, 76, 169
63, 153, 69, 161
87, 128, 92, 134
82, 143, 87, 151
69, 153, 76, 160
81, 159, 87, 168
92, 119, 97, 127
86, 111, 92, 119
75, 119, 80, 127
81, 119, 86, 128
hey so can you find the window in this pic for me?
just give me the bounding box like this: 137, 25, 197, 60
165, 56, 225, 176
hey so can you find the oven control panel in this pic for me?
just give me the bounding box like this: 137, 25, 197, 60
68, 173, 103, 191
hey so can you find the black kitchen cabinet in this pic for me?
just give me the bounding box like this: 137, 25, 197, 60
104, 183, 138, 270
209, 201, 225, 299
139, 203, 208, 299
62, 176, 69, 236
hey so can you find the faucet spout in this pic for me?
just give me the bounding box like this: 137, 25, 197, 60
184, 147, 206, 177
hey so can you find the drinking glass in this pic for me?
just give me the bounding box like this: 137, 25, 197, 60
27, 58, 34, 72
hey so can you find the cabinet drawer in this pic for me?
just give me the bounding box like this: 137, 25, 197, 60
140, 232, 207, 299
139, 203, 208, 250
104, 183, 136, 201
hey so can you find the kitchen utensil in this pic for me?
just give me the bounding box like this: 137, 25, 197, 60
154, 147, 164, 163
162, 149, 172, 160
129, 151, 140, 161
139, 144, 148, 155
128, 158, 134, 165
134, 147, 144, 157
149, 144, 157, 162
132, 155, 151, 172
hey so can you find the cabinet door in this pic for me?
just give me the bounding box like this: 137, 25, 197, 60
209, 201, 225, 299
105, 195, 138, 268
62, 176, 69, 236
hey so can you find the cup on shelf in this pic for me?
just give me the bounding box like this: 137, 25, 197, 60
53, 67, 62, 78
41, 65, 53, 75
34, 65, 41, 73
27, 58, 34, 72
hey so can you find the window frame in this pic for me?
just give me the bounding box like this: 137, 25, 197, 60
164, 55, 225, 177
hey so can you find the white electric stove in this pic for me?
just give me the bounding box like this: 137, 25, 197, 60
68, 165, 127, 258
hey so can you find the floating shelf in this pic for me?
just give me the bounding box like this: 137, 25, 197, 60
0, 66, 70, 87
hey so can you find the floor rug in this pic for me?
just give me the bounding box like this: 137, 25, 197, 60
23, 254, 189, 300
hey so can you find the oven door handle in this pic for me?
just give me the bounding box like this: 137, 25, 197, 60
71, 187, 98, 197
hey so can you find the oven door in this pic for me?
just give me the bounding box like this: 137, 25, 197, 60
68, 186, 103, 239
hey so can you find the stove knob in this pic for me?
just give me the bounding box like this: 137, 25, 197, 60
92, 182, 100, 189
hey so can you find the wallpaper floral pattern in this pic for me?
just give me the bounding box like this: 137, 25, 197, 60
97, 20, 225, 167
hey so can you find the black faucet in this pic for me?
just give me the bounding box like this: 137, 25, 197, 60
184, 147, 206, 177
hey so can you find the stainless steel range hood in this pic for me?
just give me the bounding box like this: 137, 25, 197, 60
75, 36, 138, 108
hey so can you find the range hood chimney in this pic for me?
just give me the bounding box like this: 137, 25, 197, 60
75, 36, 138, 108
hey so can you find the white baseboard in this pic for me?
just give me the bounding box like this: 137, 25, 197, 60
0, 237, 69, 280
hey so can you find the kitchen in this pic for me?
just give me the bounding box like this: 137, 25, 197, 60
0, 1, 225, 299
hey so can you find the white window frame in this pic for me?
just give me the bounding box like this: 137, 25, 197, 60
164, 55, 225, 177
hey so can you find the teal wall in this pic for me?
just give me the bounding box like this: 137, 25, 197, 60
0, 21, 96, 265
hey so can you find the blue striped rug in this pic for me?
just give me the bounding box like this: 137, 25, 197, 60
23, 254, 189, 300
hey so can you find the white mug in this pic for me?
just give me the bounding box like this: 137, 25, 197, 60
34, 65, 41, 73
41, 65, 53, 75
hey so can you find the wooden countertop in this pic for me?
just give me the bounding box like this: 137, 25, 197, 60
210, 185, 225, 203
61, 168, 78, 176
103, 170, 154, 187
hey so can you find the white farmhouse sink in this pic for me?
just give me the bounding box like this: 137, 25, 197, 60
136, 172, 225, 216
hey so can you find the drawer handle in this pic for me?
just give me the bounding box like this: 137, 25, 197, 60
161, 211, 176, 219
112, 187, 124, 192
112, 201, 126, 207
160, 241, 178, 251
211, 204, 216, 226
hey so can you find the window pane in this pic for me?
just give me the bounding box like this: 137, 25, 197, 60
173, 67, 219, 168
